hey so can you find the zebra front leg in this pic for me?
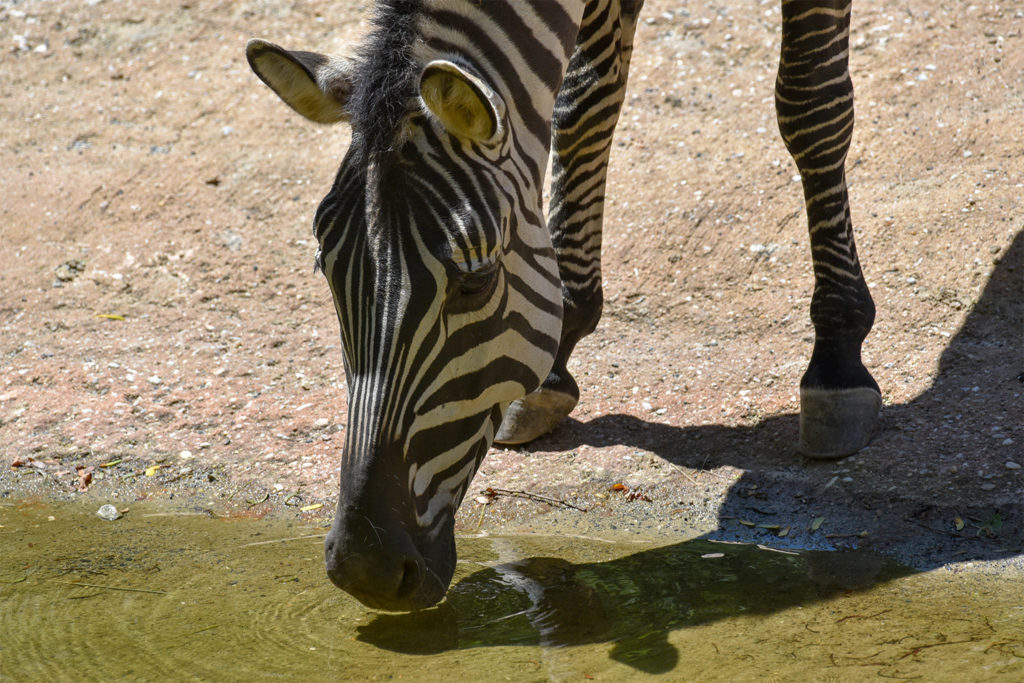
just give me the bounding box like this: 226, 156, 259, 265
776, 0, 881, 458
495, 0, 645, 445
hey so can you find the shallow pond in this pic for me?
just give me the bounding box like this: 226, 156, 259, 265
1, 500, 1021, 681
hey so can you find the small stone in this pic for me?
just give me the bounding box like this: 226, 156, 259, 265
97, 504, 121, 521
314, 417, 330, 428
1002, 438, 1015, 446
179, 450, 193, 459
979, 483, 996, 491
147, 375, 161, 385
1006, 462, 1021, 470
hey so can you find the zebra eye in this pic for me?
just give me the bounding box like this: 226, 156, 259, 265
447, 263, 499, 313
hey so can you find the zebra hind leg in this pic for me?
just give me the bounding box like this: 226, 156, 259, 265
777, 0, 881, 458
495, 0, 644, 445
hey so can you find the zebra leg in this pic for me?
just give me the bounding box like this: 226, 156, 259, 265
776, 0, 881, 458
495, 0, 645, 445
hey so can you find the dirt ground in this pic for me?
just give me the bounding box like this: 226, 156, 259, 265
2, 1, 1021, 571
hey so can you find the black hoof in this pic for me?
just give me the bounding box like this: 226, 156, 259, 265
799, 386, 881, 459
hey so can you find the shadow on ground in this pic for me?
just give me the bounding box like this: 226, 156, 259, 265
357, 233, 1021, 672
534, 229, 1024, 570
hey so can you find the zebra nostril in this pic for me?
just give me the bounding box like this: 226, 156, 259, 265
397, 558, 423, 599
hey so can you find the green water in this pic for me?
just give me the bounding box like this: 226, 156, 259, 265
1, 501, 1021, 681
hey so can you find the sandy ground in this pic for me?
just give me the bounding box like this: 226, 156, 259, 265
1, 1, 1021, 572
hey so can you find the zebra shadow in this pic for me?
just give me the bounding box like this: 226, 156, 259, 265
356, 231, 1021, 670
356, 540, 914, 673
534, 228, 1023, 571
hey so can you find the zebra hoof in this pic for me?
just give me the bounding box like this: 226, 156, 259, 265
494, 388, 578, 445
799, 386, 881, 460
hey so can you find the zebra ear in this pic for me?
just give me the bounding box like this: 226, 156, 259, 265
419, 60, 505, 143
246, 39, 352, 124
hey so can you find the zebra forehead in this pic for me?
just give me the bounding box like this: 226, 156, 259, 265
346, 0, 422, 162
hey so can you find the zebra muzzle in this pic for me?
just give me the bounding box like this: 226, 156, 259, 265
324, 509, 455, 611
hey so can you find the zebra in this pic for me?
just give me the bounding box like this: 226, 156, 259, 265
246, 0, 880, 611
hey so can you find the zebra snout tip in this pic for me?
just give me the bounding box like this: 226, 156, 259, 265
324, 527, 451, 612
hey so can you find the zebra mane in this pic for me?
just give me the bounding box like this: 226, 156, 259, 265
347, 0, 422, 163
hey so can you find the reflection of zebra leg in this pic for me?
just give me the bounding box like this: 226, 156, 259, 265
496, 0, 645, 445
776, 1, 881, 458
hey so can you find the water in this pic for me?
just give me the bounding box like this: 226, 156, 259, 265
2, 501, 1021, 681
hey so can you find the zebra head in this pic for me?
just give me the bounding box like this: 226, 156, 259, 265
247, 3, 580, 611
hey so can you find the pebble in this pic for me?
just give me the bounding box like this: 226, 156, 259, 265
1006, 462, 1021, 470
314, 417, 330, 428
179, 450, 193, 459
96, 504, 121, 521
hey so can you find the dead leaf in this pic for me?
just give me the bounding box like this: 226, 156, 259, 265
610, 483, 628, 492
778, 526, 791, 537
299, 503, 323, 512
76, 465, 94, 492
954, 516, 965, 531
810, 516, 825, 531
95, 313, 126, 321
145, 464, 162, 477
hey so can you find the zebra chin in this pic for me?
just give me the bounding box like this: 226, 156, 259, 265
324, 510, 457, 612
